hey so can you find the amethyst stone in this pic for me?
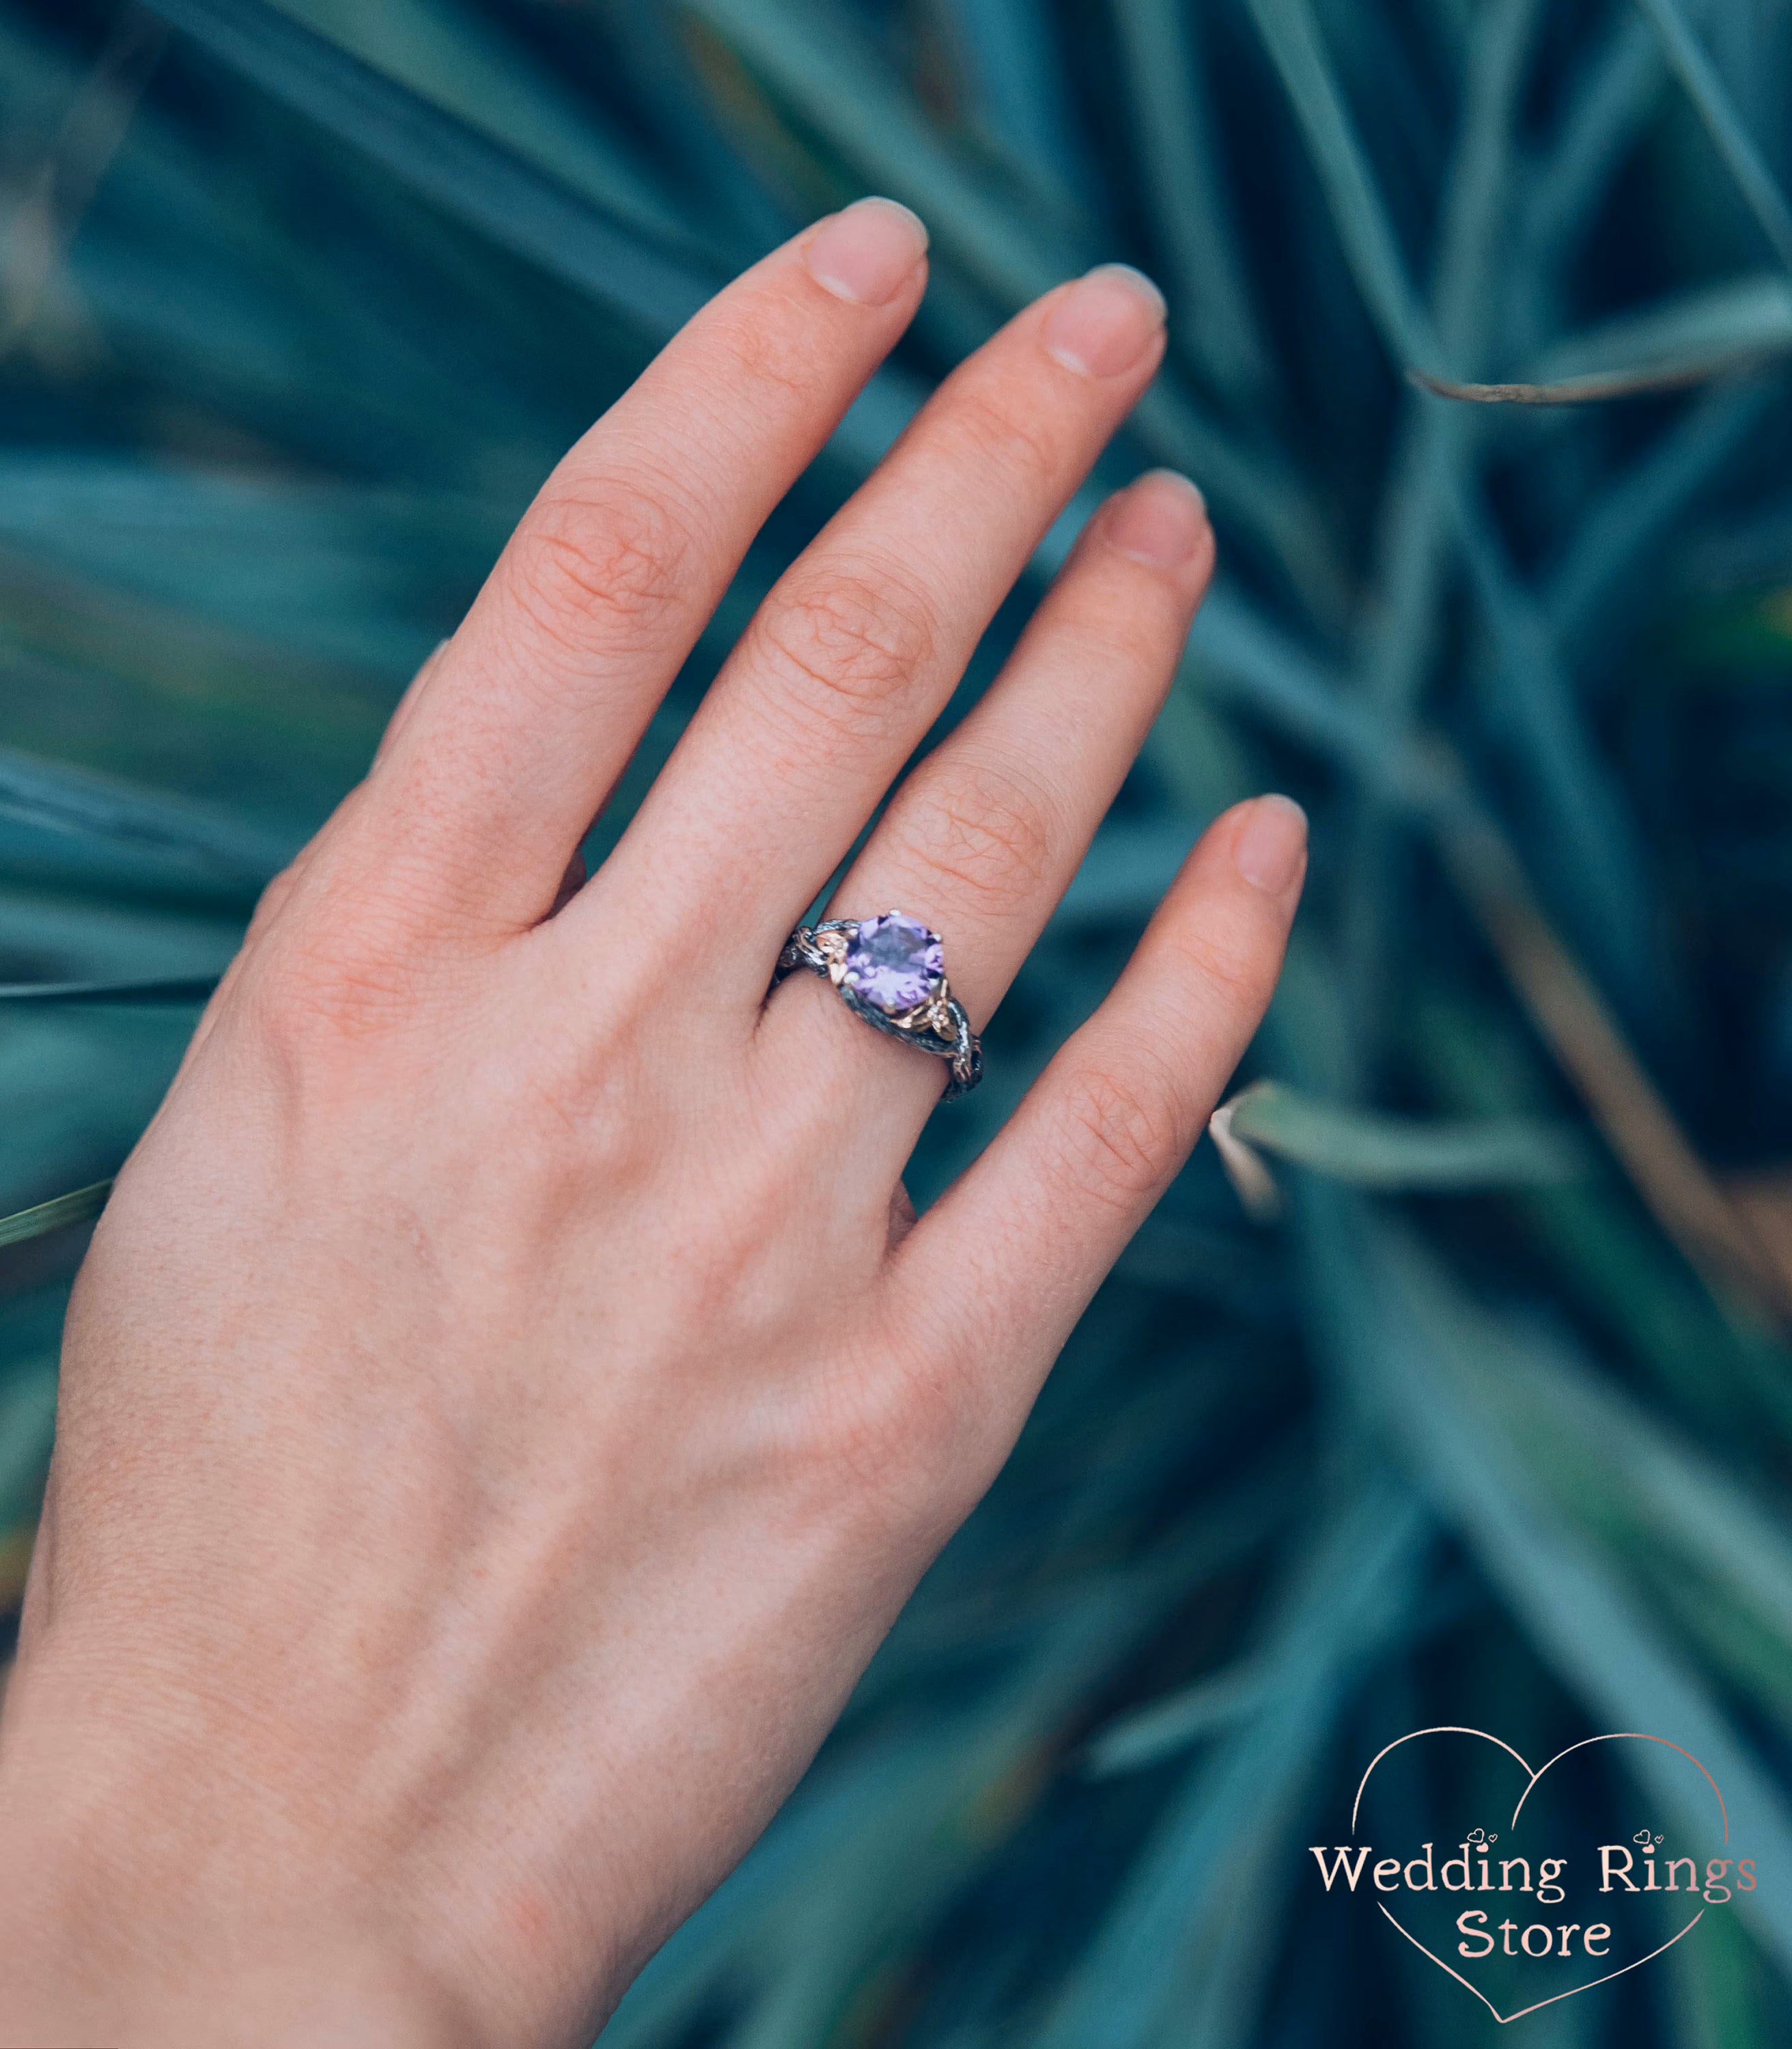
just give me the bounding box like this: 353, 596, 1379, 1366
843, 912, 944, 1016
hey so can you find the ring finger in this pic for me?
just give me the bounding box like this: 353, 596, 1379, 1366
764, 468, 1214, 1128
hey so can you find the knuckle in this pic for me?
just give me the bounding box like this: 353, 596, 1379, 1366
709, 302, 817, 406
1166, 920, 1271, 1012
506, 477, 692, 660
951, 385, 1061, 494
800, 1341, 983, 1525
242, 857, 438, 1057
900, 756, 1058, 918
250, 928, 423, 1053
1062, 589, 1179, 676
1054, 1057, 1189, 1211
752, 559, 938, 737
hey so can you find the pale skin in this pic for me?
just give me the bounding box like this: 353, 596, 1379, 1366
0, 199, 1306, 2046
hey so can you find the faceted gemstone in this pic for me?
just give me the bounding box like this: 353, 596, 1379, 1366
842, 912, 944, 1016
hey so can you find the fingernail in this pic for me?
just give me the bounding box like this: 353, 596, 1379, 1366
1233, 794, 1308, 894
1044, 264, 1166, 378
804, 197, 929, 306
1104, 470, 1208, 567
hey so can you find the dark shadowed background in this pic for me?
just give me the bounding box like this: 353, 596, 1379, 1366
3, 1, 1792, 2042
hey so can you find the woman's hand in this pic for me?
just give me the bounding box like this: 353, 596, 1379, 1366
0, 200, 1304, 2048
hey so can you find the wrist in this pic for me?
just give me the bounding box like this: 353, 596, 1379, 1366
0, 1746, 481, 2049
0, 1876, 475, 2049
0, 1629, 630, 2049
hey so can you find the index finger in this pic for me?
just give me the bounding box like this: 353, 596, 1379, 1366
357, 199, 932, 933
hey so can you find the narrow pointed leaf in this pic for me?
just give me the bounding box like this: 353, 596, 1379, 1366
0, 1180, 113, 1251
1218, 1079, 1589, 1190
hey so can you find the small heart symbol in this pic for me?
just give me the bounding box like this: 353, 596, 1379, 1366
1349, 1728, 1726, 2024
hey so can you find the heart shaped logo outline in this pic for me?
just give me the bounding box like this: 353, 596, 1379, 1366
1350, 1726, 1727, 2024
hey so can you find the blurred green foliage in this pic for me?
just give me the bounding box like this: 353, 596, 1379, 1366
3, 1, 1792, 2042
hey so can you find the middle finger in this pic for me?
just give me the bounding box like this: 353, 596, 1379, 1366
564, 264, 1168, 990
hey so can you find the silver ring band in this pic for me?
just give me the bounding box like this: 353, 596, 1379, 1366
774, 912, 983, 1101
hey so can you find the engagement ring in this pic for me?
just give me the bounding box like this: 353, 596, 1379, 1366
775, 912, 983, 1100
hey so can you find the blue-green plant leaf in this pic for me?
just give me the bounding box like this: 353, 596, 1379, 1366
0, 1180, 112, 1251
1213, 1078, 1589, 1195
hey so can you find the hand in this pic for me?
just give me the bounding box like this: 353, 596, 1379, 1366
0, 199, 1304, 2048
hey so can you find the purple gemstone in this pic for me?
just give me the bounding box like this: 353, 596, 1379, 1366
843, 912, 944, 1016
